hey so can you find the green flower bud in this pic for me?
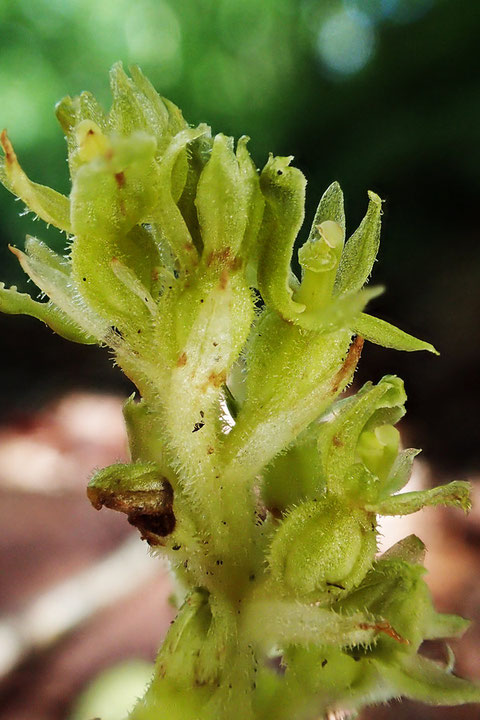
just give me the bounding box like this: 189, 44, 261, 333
261, 425, 324, 513
268, 496, 376, 601
317, 375, 407, 496
356, 423, 400, 483
224, 312, 360, 483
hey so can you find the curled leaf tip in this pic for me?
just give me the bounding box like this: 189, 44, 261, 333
0, 129, 15, 165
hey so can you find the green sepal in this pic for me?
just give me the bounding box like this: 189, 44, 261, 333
161, 96, 190, 138
424, 611, 470, 641
309, 180, 345, 232
0, 130, 71, 232
153, 590, 218, 691
244, 598, 378, 650
10, 239, 111, 343
109, 62, 170, 141
195, 133, 248, 259
111, 256, 156, 315
257, 154, 306, 320
370, 479, 472, 516
379, 448, 421, 497
56, 92, 109, 179
225, 317, 356, 483
177, 133, 214, 254
378, 653, 480, 706
334, 190, 382, 295
70, 131, 159, 238
353, 312, 439, 354
108, 62, 188, 146
339, 544, 471, 666
236, 136, 265, 282
0, 282, 96, 344
380, 534, 426, 564
71, 223, 161, 334
149, 126, 210, 271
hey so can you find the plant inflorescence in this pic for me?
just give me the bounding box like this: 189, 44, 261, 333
1, 64, 478, 720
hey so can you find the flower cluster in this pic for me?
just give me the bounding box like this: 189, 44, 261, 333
1, 64, 477, 720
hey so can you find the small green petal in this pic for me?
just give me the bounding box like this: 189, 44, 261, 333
244, 599, 378, 650
379, 654, 480, 706
10, 240, 110, 343
236, 136, 265, 281
353, 312, 439, 354
309, 180, 345, 232
334, 190, 382, 295
0, 130, 71, 232
424, 611, 470, 641
371, 480, 472, 516
0, 282, 96, 344
379, 448, 421, 497
149, 127, 209, 271
380, 534, 426, 565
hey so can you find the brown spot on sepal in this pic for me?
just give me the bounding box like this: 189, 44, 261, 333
0, 129, 16, 166
114, 171, 126, 188
207, 247, 242, 272
207, 247, 232, 267
206, 370, 227, 389
219, 268, 229, 290
177, 352, 187, 367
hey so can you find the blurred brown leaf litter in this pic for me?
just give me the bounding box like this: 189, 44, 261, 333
0, 393, 478, 719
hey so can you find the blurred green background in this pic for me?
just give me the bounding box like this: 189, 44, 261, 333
0, 0, 479, 476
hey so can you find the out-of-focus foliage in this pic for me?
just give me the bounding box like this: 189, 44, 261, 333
0, 0, 444, 284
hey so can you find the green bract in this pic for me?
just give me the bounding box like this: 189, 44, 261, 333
0, 64, 477, 720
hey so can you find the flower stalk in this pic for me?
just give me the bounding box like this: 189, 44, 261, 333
0, 63, 478, 720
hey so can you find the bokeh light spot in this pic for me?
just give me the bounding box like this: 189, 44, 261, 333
125, 0, 182, 86
316, 8, 375, 76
